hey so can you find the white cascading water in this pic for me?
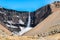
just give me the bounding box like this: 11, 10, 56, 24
18, 12, 32, 35
27, 12, 30, 27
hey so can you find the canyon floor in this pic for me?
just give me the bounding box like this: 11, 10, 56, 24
0, 33, 60, 40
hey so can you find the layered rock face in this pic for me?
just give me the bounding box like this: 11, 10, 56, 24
0, 8, 29, 26
30, 5, 52, 27
0, 8, 29, 33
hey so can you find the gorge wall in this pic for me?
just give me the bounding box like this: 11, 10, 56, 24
0, 2, 52, 35
31, 4, 52, 27
0, 4, 52, 27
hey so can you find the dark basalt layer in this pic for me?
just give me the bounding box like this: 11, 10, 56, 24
30, 5, 52, 27
0, 8, 28, 27
0, 8, 29, 32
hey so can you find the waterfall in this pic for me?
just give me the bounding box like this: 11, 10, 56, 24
27, 12, 30, 27
18, 12, 32, 35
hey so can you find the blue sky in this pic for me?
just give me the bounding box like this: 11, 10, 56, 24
0, 0, 59, 12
